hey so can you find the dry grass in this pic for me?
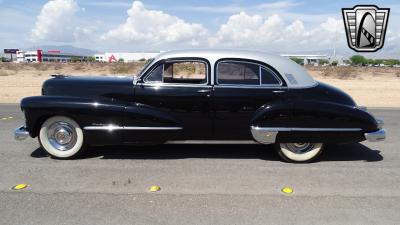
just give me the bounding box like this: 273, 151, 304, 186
0, 70, 9, 76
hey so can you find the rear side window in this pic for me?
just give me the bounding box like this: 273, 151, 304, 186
217, 62, 259, 85
217, 60, 281, 86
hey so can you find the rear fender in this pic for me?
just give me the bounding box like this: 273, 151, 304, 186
250, 100, 378, 144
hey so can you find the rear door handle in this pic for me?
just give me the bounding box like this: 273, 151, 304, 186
273, 90, 286, 93
197, 89, 211, 93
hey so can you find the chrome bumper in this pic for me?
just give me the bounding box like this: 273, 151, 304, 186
365, 129, 386, 142
14, 126, 29, 141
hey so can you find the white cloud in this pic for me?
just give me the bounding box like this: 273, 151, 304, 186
30, 0, 80, 42
101, 1, 207, 46
82, 1, 132, 8
175, 1, 299, 14
209, 11, 346, 52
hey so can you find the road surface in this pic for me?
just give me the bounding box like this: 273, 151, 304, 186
0, 104, 399, 225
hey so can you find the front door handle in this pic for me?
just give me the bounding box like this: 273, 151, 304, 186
272, 90, 286, 93
197, 89, 211, 93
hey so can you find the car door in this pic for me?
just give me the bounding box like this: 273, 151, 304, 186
212, 59, 288, 140
132, 58, 213, 140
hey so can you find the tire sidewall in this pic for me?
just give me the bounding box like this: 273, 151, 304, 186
277, 143, 323, 163
39, 116, 84, 159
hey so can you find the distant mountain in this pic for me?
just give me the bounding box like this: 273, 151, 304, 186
27, 45, 99, 56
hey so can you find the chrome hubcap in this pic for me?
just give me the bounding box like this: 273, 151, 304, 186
284, 143, 315, 154
47, 122, 77, 151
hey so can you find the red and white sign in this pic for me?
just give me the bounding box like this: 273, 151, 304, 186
48, 50, 61, 53
108, 54, 117, 63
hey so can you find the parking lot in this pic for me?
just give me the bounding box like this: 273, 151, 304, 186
0, 104, 399, 225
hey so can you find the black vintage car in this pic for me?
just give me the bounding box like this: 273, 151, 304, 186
15, 50, 386, 162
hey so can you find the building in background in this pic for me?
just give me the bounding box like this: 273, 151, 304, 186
16, 50, 88, 63
280, 54, 328, 66
95, 52, 160, 63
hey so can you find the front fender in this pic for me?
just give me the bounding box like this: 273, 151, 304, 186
21, 96, 126, 138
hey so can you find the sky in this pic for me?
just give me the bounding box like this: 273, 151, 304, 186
0, 0, 399, 57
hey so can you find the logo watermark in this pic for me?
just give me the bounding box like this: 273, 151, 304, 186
342, 5, 390, 52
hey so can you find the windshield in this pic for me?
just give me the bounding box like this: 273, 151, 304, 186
137, 58, 155, 77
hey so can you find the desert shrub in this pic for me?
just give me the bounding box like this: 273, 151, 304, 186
350, 55, 367, 65
319, 59, 329, 65
53, 63, 63, 70
290, 57, 303, 65
73, 63, 84, 71
109, 63, 135, 74
0, 63, 19, 71
321, 66, 356, 79
30, 63, 51, 71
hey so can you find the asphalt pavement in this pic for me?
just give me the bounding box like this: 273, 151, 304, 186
0, 104, 399, 225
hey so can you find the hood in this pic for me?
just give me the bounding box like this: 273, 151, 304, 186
42, 75, 135, 102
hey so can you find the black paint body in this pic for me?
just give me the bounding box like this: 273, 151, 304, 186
20, 64, 379, 146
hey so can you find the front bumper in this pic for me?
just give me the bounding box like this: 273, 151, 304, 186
365, 129, 386, 142
14, 126, 29, 141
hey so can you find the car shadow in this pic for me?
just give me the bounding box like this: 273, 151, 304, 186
31, 142, 383, 162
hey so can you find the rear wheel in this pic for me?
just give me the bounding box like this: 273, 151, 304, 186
39, 116, 85, 159
276, 142, 324, 163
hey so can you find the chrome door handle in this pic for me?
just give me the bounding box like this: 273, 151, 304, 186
197, 89, 211, 93
273, 90, 285, 93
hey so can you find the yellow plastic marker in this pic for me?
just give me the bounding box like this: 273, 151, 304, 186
149, 185, 161, 192
12, 184, 28, 190
1, 118, 7, 120
7, 116, 13, 119
281, 187, 293, 194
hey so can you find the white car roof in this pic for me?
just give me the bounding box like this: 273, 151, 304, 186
150, 49, 317, 89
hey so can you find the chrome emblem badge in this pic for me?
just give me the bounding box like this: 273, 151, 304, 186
342, 5, 390, 52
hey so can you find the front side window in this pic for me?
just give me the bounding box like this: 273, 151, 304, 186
217, 60, 281, 86
145, 60, 207, 84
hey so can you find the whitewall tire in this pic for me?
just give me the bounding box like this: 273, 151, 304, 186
276, 143, 324, 163
39, 116, 85, 159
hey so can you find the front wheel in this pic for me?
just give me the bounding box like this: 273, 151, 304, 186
39, 116, 85, 159
275, 143, 324, 163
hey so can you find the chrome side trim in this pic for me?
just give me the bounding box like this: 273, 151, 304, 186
365, 129, 386, 142
250, 126, 363, 144
14, 125, 30, 141
83, 125, 182, 131
251, 126, 279, 144
165, 140, 258, 144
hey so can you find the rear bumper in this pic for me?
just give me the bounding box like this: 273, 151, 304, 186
14, 125, 29, 141
365, 129, 386, 142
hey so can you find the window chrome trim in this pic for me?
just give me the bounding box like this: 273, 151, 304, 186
84, 125, 182, 131
215, 59, 283, 87
213, 85, 287, 89
143, 59, 209, 86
